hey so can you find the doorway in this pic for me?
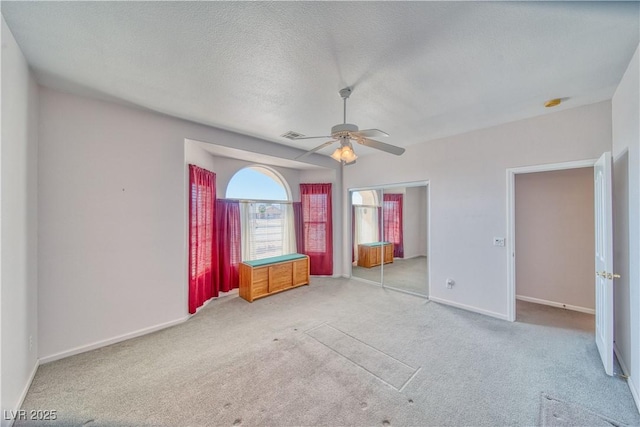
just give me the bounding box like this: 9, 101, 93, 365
506, 160, 597, 322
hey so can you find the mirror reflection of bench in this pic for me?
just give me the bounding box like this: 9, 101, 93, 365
239, 254, 310, 302
357, 242, 394, 268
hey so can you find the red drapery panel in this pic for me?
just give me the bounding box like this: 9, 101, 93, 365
293, 201, 305, 254
216, 199, 241, 293
300, 183, 333, 275
188, 165, 217, 314
383, 193, 404, 258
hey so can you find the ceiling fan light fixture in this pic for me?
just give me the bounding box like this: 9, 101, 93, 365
330, 147, 344, 162
330, 143, 358, 164
341, 146, 358, 163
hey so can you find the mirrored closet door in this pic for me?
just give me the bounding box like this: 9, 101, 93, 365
350, 183, 429, 297
381, 185, 429, 296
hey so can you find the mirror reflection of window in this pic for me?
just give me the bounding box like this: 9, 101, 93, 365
352, 190, 381, 263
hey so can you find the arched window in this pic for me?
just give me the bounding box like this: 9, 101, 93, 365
226, 166, 290, 201
351, 190, 379, 207
226, 166, 295, 261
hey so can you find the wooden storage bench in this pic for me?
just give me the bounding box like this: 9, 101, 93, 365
357, 242, 394, 268
239, 254, 310, 302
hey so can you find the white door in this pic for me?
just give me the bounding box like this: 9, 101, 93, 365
594, 151, 614, 376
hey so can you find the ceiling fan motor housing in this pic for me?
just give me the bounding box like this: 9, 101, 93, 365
331, 123, 358, 138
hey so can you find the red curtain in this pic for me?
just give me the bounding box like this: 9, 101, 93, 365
293, 202, 305, 254
188, 165, 217, 314
383, 193, 404, 258
300, 183, 333, 275
216, 199, 241, 293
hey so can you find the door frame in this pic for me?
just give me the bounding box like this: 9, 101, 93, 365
506, 159, 597, 322
348, 180, 431, 299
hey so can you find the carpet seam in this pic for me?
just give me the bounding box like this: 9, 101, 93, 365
322, 323, 418, 371
305, 323, 420, 392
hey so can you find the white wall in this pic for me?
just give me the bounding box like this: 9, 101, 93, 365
612, 44, 639, 410
1, 18, 39, 425
344, 101, 611, 319
515, 168, 594, 311
38, 87, 339, 362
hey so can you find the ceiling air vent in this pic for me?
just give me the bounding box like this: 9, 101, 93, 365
281, 131, 305, 140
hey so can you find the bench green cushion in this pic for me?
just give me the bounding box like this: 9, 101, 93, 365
243, 253, 307, 267
359, 242, 392, 247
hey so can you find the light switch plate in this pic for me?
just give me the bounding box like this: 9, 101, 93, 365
493, 237, 505, 247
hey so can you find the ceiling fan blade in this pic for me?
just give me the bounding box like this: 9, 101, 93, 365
295, 140, 336, 160
291, 135, 332, 140
356, 138, 405, 156
352, 129, 389, 138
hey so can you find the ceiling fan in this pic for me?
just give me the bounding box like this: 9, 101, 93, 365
291, 87, 405, 165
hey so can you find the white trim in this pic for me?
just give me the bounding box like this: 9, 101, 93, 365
507, 168, 516, 322
426, 183, 431, 299
516, 295, 595, 315
429, 296, 508, 321
5, 360, 39, 427
506, 158, 598, 322
39, 316, 189, 364
614, 343, 630, 377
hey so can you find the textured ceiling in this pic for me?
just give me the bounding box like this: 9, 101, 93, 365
2, 2, 639, 158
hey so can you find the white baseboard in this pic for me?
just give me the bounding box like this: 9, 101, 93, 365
39, 316, 189, 364
4, 359, 40, 427
516, 295, 595, 315
429, 296, 508, 321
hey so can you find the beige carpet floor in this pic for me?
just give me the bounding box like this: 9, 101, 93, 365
16, 278, 640, 426
352, 256, 428, 296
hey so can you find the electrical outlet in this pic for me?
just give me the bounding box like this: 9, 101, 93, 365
29, 335, 33, 351
493, 237, 505, 247
446, 278, 455, 289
